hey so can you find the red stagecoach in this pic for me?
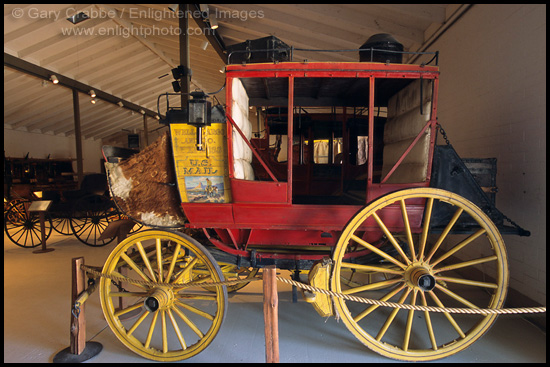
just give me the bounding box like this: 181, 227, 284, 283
100, 35, 529, 361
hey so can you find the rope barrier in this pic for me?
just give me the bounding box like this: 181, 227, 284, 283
276, 276, 546, 316
81, 265, 546, 316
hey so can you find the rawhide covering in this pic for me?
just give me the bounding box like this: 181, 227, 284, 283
106, 132, 185, 227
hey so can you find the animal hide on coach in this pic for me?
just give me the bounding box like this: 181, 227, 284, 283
105, 132, 186, 227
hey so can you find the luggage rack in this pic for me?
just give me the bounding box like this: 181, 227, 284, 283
227, 46, 439, 66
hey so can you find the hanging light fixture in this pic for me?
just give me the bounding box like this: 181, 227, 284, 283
67, 12, 90, 25
209, 16, 218, 30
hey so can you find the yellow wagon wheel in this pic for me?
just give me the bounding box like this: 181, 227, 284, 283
99, 230, 227, 361
331, 188, 508, 361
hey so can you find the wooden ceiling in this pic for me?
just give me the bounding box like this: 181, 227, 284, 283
4, 4, 460, 142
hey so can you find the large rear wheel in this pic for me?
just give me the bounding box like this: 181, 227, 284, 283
331, 188, 508, 361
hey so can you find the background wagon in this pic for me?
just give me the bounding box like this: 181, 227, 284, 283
4, 170, 123, 248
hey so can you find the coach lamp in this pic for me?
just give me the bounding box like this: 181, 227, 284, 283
187, 91, 212, 151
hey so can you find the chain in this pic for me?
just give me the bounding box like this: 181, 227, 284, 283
71, 303, 81, 319
436, 121, 450, 145
499, 211, 531, 236
81, 265, 545, 316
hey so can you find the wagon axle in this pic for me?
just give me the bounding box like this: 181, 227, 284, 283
406, 265, 436, 292
143, 287, 174, 312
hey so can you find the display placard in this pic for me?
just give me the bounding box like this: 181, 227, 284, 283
28, 200, 53, 212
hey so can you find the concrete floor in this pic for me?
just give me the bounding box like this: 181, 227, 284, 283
4, 230, 546, 363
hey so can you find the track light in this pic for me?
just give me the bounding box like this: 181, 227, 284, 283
168, 4, 178, 12
172, 81, 181, 93
89, 89, 96, 98
50, 75, 59, 84
139, 109, 145, 115
67, 12, 90, 25
210, 16, 218, 30
117, 101, 124, 107
91, 98, 97, 104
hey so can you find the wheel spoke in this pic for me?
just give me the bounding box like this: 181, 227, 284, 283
172, 257, 199, 284
167, 309, 187, 350
420, 291, 437, 350
136, 241, 157, 282
354, 283, 406, 322
114, 302, 143, 318
110, 270, 148, 290
120, 253, 154, 283
342, 278, 403, 295
434, 255, 498, 274
156, 238, 163, 282
340, 262, 403, 276
176, 294, 218, 302
144, 311, 159, 349
161, 310, 168, 353
430, 228, 486, 267
403, 289, 418, 351
174, 299, 215, 320
165, 243, 182, 281
109, 292, 149, 297
435, 283, 479, 309
372, 212, 411, 265
127, 310, 150, 336
428, 290, 465, 338
418, 197, 434, 261
350, 234, 406, 269
425, 207, 463, 263
376, 288, 411, 341
435, 276, 498, 289
172, 304, 205, 338
399, 199, 416, 262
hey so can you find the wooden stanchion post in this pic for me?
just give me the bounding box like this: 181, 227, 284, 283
53, 257, 102, 362
71, 257, 86, 355
263, 265, 280, 363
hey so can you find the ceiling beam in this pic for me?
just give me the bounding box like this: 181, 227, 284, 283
4, 52, 159, 119
191, 4, 227, 63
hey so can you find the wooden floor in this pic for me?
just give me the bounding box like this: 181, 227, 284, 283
4, 230, 546, 363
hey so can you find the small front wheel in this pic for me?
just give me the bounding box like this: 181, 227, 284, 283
99, 230, 227, 361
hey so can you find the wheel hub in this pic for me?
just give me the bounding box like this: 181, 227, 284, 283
144, 287, 174, 312
405, 263, 436, 292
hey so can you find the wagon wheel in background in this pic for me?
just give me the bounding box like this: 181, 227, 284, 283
70, 194, 120, 246
331, 188, 508, 361
99, 230, 227, 361
4, 199, 52, 248
51, 215, 73, 236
